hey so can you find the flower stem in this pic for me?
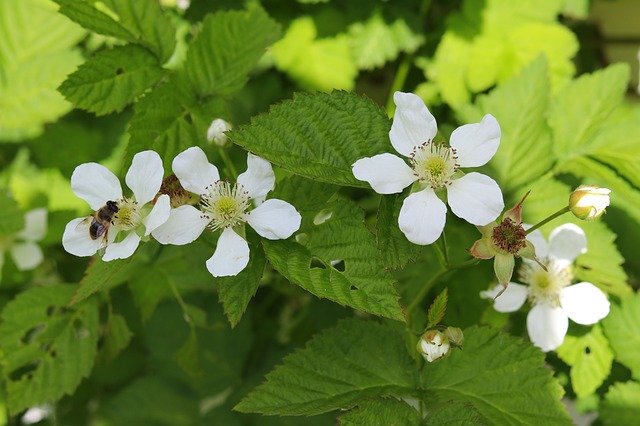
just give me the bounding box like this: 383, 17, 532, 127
168, 278, 194, 328
441, 231, 450, 266
526, 206, 570, 234
217, 147, 238, 179
386, 55, 412, 116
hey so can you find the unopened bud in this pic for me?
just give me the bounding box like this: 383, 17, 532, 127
207, 118, 232, 147
417, 330, 450, 362
444, 326, 464, 347
569, 185, 610, 221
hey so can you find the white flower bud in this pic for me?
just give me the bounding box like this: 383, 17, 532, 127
417, 330, 450, 362
207, 118, 232, 147
569, 185, 611, 221
444, 326, 464, 347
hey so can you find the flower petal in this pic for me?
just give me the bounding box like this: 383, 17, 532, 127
143, 195, 170, 236
389, 91, 437, 157
548, 223, 587, 265
125, 150, 164, 205
71, 163, 122, 210
206, 227, 250, 277
526, 303, 569, 352
237, 153, 275, 201
17, 208, 47, 242
151, 205, 210, 245
246, 199, 301, 240
525, 227, 549, 259
102, 232, 141, 261
10, 242, 43, 271
450, 114, 500, 167
352, 153, 417, 194
447, 172, 504, 225
480, 283, 528, 313
398, 187, 446, 245
172, 147, 220, 195
561, 282, 610, 325
62, 218, 104, 257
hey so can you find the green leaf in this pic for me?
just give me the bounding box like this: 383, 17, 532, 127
264, 177, 404, 321
53, 0, 176, 62
602, 293, 640, 380
376, 192, 424, 270
347, 13, 423, 70
424, 401, 484, 425
0, 0, 84, 141
71, 256, 136, 305
522, 176, 631, 298
340, 399, 422, 426
556, 325, 613, 398
59, 45, 165, 115
426, 288, 448, 328
235, 318, 419, 415
0, 192, 24, 236
230, 91, 391, 187
549, 63, 629, 158
216, 234, 266, 327
181, 5, 280, 96
98, 377, 198, 425
465, 56, 553, 193
423, 326, 570, 425
601, 381, 640, 426
272, 17, 357, 91
101, 313, 133, 362
0, 285, 99, 414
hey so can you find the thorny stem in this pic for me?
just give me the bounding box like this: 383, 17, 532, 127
526, 206, 571, 234
217, 146, 238, 179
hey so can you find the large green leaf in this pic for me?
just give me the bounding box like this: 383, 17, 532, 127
548, 63, 629, 158
59, 44, 165, 115
230, 91, 391, 187
601, 381, 640, 426
235, 318, 419, 415
340, 399, 422, 426
423, 326, 570, 425
70, 256, 136, 305
53, 0, 176, 62
0, 0, 84, 141
181, 5, 280, 97
264, 177, 404, 321
556, 325, 613, 398
464, 56, 553, 193
602, 293, 640, 380
0, 285, 99, 414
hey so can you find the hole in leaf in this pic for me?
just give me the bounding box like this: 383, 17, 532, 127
73, 319, 90, 340
331, 259, 345, 271
50, 350, 57, 358
584, 346, 591, 355
313, 209, 333, 225
46, 306, 56, 316
295, 232, 309, 245
309, 257, 326, 269
9, 362, 38, 381
115, 67, 124, 75
184, 113, 193, 125
350, 285, 358, 291
21, 324, 45, 344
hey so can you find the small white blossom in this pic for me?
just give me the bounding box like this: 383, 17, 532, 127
481, 223, 610, 352
62, 151, 170, 261
152, 147, 301, 277
417, 330, 450, 362
352, 91, 504, 245
569, 185, 611, 221
207, 118, 232, 147
0, 208, 47, 278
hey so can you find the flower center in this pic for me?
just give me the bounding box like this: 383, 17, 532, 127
113, 198, 141, 231
491, 218, 527, 254
200, 181, 250, 230
519, 258, 573, 307
409, 141, 458, 189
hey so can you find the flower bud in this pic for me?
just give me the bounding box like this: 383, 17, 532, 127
207, 118, 232, 147
417, 330, 450, 362
569, 185, 611, 221
444, 326, 464, 347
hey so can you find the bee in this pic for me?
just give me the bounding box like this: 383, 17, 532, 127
88, 200, 119, 240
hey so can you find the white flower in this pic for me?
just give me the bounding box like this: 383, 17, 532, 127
417, 330, 450, 362
0, 208, 47, 277
352, 91, 504, 245
481, 223, 610, 352
151, 147, 301, 277
62, 151, 170, 261
569, 185, 611, 221
207, 118, 232, 147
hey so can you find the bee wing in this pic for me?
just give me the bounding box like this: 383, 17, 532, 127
75, 216, 93, 231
